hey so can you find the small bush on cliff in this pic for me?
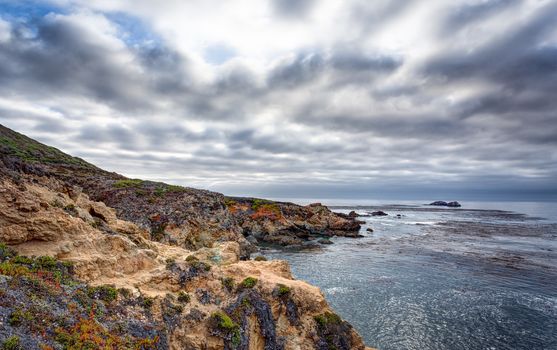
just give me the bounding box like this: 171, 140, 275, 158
254, 255, 268, 261
185, 255, 198, 262
142, 297, 154, 309
251, 198, 271, 210
177, 291, 190, 303
11, 255, 33, 265
0, 243, 16, 261
87, 285, 118, 303
275, 284, 291, 297
209, 311, 241, 346
188, 259, 211, 272
221, 277, 235, 292
314, 312, 342, 327
1, 336, 21, 350
118, 288, 132, 299
165, 257, 176, 270
313, 311, 354, 349
223, 197, 236, 207
212, 311, 237, 330
9, 308, 33, 326
240, 277, 258, 289
113, 179, 144, 188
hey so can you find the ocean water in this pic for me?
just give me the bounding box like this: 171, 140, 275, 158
266, 201, 557, 350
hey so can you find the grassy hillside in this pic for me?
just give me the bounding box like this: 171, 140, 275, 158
0, 124, 93, 168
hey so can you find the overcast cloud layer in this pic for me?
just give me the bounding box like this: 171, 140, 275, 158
1, 0, 556, 200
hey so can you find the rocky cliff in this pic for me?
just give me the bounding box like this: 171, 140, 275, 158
0, 125, 361, 254
0, 124, 372, 350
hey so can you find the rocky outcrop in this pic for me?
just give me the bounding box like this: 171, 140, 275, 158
0, 175, 371, 349
429, 201, 461, 207
0, 124, 374, 349
225, 198, 362, 246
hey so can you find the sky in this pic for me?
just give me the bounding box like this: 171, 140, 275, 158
0, 0, 556, 201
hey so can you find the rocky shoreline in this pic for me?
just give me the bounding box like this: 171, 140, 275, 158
0, 124, 373, 349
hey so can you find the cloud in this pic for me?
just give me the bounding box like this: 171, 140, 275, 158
271, 0, 316, 18
0, 0, 556, 200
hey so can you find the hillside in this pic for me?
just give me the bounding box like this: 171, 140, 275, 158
0, 124, 372, 350
0, 124, 361, 253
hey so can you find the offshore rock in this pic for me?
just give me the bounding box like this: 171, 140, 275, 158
430, 201, 462, 207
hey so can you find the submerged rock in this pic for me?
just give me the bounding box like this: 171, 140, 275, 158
370, 211, 388, 216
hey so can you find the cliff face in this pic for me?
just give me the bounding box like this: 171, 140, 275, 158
0, 124, 372, 350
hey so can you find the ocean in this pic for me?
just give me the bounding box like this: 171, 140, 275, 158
266, 200, 557, 350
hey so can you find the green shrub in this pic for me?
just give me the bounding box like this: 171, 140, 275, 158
142, 297, 154, 309
185, 255, 198, 262
254, 255, 267, 261
314, 312, 342, 327
240, 277, 258, 289
0, 243, 16, 261
11, 255, 33, 265
221, 277, 235, 292
9, 308, 33, 326
1, 336, 20, 350
118, 288, 132, 299
211, 311, 238, 330
35, 256, 58, 270
113, 179, 144, 188
87, 285, 118, 303
177, 291, 190, 303
223, 198, 236, 207
154, 187, 165, 197
165, 258, 176, 270
210, 311, 241, 346
276, 284, 291, 297
189, 260, 211, 272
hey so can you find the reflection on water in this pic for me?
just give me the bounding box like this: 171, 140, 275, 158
266, 202, 557, 350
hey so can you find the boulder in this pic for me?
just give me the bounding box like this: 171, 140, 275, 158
429, 201, 461, 207
370, 211, 388, 216
318, 238, 334, 245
